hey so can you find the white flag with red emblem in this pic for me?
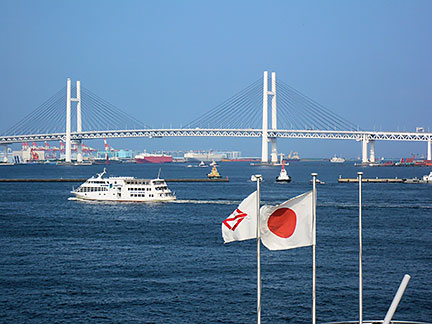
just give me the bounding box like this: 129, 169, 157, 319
222, 191, 257, 243
260, 191, 313, 250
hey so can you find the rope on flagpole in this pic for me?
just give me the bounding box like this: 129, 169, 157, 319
311, 173, 318, 324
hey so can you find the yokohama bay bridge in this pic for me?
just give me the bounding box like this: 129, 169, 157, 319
1, 71, 431, 164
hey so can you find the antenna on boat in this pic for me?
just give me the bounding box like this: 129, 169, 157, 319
97, 168, 107, 179
157, 168, 161, 179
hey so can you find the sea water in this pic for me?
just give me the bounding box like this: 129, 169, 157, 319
0, 162, 431, 323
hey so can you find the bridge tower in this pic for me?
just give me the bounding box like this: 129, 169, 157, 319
65, 78, 82, 163
369, 140, 375, 163
261, 71, 278, 164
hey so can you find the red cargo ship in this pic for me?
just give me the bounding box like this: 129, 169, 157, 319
135, 153, 173, 164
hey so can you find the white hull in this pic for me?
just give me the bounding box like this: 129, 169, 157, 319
72, 193, 175, 202
184, 152, 224, 162
276, 164, 291, 182
330, 155, 345, 163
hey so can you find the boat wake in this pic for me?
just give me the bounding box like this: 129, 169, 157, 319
173, 199, 238, 205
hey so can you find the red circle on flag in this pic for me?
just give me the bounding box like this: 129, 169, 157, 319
267, 208, 297, 238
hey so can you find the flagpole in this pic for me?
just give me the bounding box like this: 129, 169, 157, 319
252, 174, 263, 324
311, 173, 317, 324
358, 171, 363, 324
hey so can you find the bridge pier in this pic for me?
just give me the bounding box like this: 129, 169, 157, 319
2, 144, 7, 163
361, 136, 369, 163
427, 137, 432, 161
369, 140, 375, 163
76, 141, 83, 163
270, 139, 277, 164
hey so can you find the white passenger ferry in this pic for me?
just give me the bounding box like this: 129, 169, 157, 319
71, 169, 176, 202
330, 155, 345, 163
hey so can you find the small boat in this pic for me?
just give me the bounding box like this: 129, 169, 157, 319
286, 151, 300, 162
404, 171, 432, 184
422, 171, 432, 183
330, 155, 345, 163
276, 162, 291, 183
208, 165, 222, 179
93, 155, 122, 165
199, 161, 207, 167
72, 161, 93, 166
71, 168, 176, 202
309, 179, 325, 185
0, 162, 14, 166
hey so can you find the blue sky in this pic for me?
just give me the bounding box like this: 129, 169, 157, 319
1, 0, 431, 158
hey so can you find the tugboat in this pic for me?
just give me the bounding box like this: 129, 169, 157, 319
208, 165, 222, 179
276, 161, 291, 183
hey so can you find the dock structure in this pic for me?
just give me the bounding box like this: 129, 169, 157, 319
338, 177, 404, 183
0, 178, 229, 183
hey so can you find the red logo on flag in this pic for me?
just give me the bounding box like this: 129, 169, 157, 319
223, 208, 248, 231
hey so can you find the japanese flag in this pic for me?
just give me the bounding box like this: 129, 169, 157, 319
260, 191, 313, 250
222, 191, 258, 243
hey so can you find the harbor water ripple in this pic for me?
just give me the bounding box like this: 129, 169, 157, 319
0, 162, 431, 323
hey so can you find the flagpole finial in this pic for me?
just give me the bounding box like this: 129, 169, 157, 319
251, 174, 263, 182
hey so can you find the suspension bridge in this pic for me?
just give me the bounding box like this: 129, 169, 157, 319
1, 71, 431, 164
